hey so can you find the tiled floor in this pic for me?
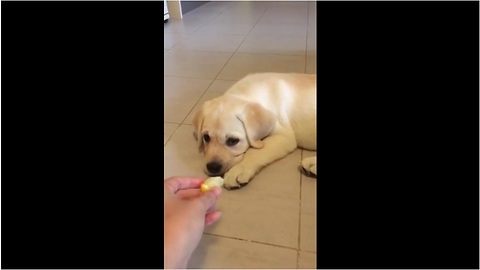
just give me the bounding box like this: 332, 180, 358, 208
164, 1, 316, 269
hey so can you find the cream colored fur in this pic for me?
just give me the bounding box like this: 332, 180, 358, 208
193, 73, 317, 189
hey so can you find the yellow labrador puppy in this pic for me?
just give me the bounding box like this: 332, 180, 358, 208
193, 73, 316, 189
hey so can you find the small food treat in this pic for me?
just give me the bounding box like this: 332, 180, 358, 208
201, 176, 224, 192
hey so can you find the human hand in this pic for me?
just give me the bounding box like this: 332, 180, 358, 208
164, 176, 222, 269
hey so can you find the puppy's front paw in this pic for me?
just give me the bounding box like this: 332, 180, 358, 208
223, 166, 256, 190
301, 156, 317, 177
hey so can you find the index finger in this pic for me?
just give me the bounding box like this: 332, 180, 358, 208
164, 176, 205, 194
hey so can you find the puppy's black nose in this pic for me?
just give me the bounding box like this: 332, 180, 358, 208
206, 162, 222, 175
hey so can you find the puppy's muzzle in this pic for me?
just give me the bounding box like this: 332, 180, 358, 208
206, 161, 223, 175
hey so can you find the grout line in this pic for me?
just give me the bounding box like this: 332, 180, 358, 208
164, 4, 231, 50
168, 48, 306, 57
203, 232, 300, 252
167, 48, 237, 56
164, 122, 181, 146
165, 47, 233, 56
167, 50, 307, 58
175, 2, 271, 126
163, 74, 238, 82
211, 3, 270, 80
178, 79, 216, 125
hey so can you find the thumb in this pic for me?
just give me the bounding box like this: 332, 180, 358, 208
197, 187, 221, 211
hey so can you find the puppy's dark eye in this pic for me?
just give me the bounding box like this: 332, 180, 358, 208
226, 138, 239, 146
203, 134, 210, 143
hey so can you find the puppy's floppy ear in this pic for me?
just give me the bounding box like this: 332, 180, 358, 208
192, 108, 205, 152
236, 103, 276, 148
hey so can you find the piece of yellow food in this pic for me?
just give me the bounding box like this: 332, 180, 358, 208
201, 176, 224, 192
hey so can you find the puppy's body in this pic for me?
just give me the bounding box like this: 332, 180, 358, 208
193, 73, 316, 189
227, 73, 317, 150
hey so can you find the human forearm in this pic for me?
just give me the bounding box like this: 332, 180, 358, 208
164, 232, 185, 269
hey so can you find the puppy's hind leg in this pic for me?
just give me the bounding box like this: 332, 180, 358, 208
301, 156, 316, 177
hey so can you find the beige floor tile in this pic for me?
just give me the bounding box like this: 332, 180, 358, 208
164, 124, 206, 179
205, 150, 302, 248
298, 251, 317, 269
164, 50, 232, 79
183, 7, 223, 21
306, 55, 316, 75
174, 33, 245, 53
188, 234, 298, 269
210, 13, 263, 25
184, 6, 227, 20
237, 34, 307, 56
268, 2, 309, 9
308, 23, 317, 39
258, 7, 309, 25
164, 122, 179, 146
211, 8, 265, 25
164, 32, 187, 50
228, 1, 270, 11
308, 4, 316, 25
164, 76, 212, 123
307, 4, 316, 39
163, 18, 205, 35
309, 21, 316, 29
307, 37, 316, 56
194, 1, 233, 14
195, 22, 255, 36
183, 79, 237, 124
218, 53, 305, 80
265, 5, 309, 14
249, 23, 308, 37
300, 150, 317, 252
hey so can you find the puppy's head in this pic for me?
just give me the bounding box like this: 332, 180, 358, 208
192, 95, 276, 176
